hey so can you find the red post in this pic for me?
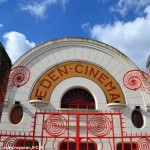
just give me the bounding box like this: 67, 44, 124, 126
76, 113, 80, 150
119, 113, 124, 150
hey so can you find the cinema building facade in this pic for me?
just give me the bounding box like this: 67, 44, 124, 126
0, 38, 150, 150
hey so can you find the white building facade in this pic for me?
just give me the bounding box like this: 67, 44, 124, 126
0, 38, 150, 150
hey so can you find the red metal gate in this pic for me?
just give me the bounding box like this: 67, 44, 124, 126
0, 111, 150, 150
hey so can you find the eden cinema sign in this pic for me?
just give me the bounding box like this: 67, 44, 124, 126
31, 61, 125, 104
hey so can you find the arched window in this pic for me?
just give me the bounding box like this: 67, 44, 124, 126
60, 141, 97, 150
10, 105, 23, 124
15, 139, 39, 149
61, 88, 95, 109
132, 110, 143, 128
117, 142, 137, 150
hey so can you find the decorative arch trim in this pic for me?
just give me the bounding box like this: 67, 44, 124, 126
30, 61, 125, 104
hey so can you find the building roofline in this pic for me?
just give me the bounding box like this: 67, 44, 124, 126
13, 37, 139, 69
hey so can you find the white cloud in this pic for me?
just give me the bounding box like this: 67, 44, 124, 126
0, 24, 3, 28
110, 0, 150, 16
3, 31, 36, 63
20, 0, 69, 18
0, 0, 7, 4
90, 6, 150, 71
81, 22, 90, 32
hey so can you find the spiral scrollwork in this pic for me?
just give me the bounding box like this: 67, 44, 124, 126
9, 66, 30, 88
123, 70, 143, 90
88, 115, 111, 137
137, 138, 150, 150
123, 70, 150, 93
44, 114, 67, 137
3, 137, 17, 149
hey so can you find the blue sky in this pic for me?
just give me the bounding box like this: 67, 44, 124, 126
0, 0, 150, 71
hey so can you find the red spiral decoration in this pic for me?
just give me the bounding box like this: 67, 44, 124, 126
137, 138, 150, 150
123, 70, 150, 92
141, 73, 150, 94
123, 70, 143, 90
44, 114, 67, 137
9, 66, 30, 88
88, 115, 111, 137
3, 137, 17, 149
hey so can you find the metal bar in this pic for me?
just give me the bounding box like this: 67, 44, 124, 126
32, 111, 37, 147
86, 114, 88, 150
35, 111, 122, 115
119, 113, 124, 150
111, 113, 115, 150
67, 114, 70, 150
41, 113, 45, 146
76, 113, 80, 150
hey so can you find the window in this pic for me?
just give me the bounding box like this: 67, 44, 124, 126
117, 143, 137, 150
132, 110, 143, 128
60, 142, 97, 150
10, 105, 23, 124
61, 88, 95, 109
15, 139, 39, 150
